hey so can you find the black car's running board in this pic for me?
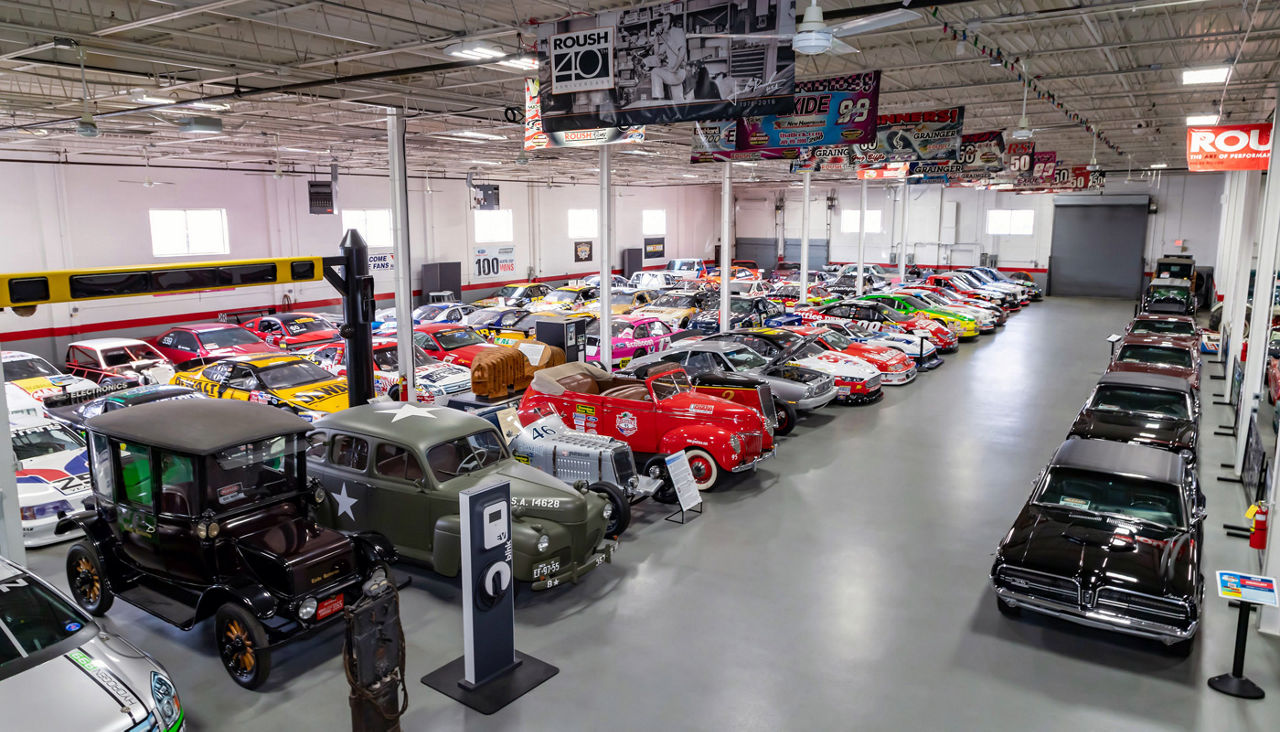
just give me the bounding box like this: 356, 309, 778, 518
117, 583, 200, 629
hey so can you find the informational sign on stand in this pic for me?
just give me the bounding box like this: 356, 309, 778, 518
1218, 571, 1279, 606
664, 451, 702, 512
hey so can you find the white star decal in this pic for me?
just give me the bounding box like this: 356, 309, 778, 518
331, 483, 358, 520
390, 403, 440, 423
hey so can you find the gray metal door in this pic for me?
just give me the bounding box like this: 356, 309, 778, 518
782, 239, 829, 267
734, 238, 778, 274
1049, 198, 1148, 298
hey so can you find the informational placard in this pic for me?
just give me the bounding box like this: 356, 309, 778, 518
535, 0, 796, 132
1217, 570, 1279, 606
515, 342, 548, 366
523, 79, 644, 151
574, 240, 593, 263
494, 407, 524, 442
1187, 123, 1272, 171
643, 237, 665, 259
664, 450, 702, 511
472, 245, 516, 280
689, 72, 880, 163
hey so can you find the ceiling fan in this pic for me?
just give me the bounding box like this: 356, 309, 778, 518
118, 150, 173, 188
689, 1, 919, 56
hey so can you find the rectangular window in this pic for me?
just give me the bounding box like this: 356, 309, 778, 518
149, 209, 230, 257
115, 442, 153, 505
642, 209, 667, 236
986, 209, 1035, 236
567, 208, 599, 239
473, 209, 514, 243
840, 209, 883, 234
341, 209, 393, 249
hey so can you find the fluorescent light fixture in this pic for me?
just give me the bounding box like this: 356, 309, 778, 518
468, 159, 501, 166
621, 148, 659, 156
450, 130, 506, 141
186, 101, 230, 111
1010, 127, 1033, 141
178, 116, 222, 134
681, 174, 698, 178
1186, 114, 1219, 125
1150, 162, 1168, 169
732, 161, 758, 167
497, 58, 538, 71
282, 146, 324, 154
445, 41, 506, 60
1182, 66, 1230, 85
131, 89, 171, 105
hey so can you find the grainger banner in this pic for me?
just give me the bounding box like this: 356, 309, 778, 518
536, 0, 796, 133
1186, 123, 1272, 171
523, 79, 644, 150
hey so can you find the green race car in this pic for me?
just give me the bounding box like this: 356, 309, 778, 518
857, 293, 980, 338
307, 402, 617, 590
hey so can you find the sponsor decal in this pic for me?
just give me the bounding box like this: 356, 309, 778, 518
66, 648, 144, 712
616, 410, 637, 436
316, 593, 345, 620
513, 452, 531, 464
217, 482, 243, 505
574, 404, 596, 416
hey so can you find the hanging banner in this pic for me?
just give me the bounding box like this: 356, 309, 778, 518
872, 106, 964, 162
1186, 123, 1272, 171
1071, 166, 1106, 190
472, 245, 517, 280
535, 0, 796, 133
959, 131, 1005, 173
857, 164, 909, 180
1006, 141, 1035, 176
1015, 150, 1056, 187
524, 79, 645, 150
909, 160, 967, 182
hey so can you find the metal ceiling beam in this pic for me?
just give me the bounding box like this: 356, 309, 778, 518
93, 0, 256, 37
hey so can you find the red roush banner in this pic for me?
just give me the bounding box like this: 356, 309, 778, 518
1186, 123, 1272, 171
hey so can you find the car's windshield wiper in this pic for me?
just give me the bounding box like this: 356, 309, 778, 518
1099, 511, 1171, 530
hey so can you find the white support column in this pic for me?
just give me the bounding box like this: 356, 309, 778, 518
1225, 172, 1263, 410
857, 178, 868, 297
720, 162, 732, 333
898, 182, 909, 281
599, 145, 613, 370
1234, 157, 1279, 475
1214, 173, 1240, 313
387, 108, 414, 400
799, 170, 811, 303
1253, 116, 1280, 632
0, 357, 23, 565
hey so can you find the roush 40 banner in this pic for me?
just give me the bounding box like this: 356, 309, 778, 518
1186, 123, 1272, 171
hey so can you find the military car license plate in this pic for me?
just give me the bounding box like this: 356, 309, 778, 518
316, 593, 344, 620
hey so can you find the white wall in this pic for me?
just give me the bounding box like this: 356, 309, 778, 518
0, 161, 721, 360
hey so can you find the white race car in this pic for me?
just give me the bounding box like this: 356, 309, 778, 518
705, 329, 883, 402
815, 319, 942, 370
2, 350, 98, 410
299, 338, 471, 405
10, 414, 92, 546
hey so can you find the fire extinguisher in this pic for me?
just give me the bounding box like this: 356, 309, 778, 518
397, 373, 409, 402
1250, 502, 1269, 550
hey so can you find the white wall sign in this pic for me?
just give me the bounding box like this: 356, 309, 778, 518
664, 450, 702, 511
367, 251, 395, 272
472, 245, 517, 279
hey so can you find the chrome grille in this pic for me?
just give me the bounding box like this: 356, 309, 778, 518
813, 375, 834, 393
757, 385, 778, 434
998, 567, 1079, 603
442, 380, 470, 394
866, 374, 882, 390
1094, 588, 1189, 622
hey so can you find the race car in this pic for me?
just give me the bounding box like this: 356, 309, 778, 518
895, 287, 999, 333
857, 293, 981, 339
170, 353, 349, 421
299, 338, 471, 405
722, 280, 774, 298
2, 350, 98, 408
241, 311, 342, 350
784, 325, 917, 385
767, 283, 841, 309
11, 414, 91, 546
47, 383, 205, 433
898, 284, 1007, 326
795, 302, 959, 352
814, 319, 942, 370
485, 311, 595, 347
527, 284, 601, 312
472, 281, 553, 308
705, 327, 882, 403
373, 302, 476, 329
589, 288, 658, 315
148, 322, 281, 367
630, 290, 710, 329
700, 266, 759, 286
64, 338, 176, 386
583, 314, 679, 370
925, 273, 1018, 310
465, 306, 533, 338
687, 296, 801, 335
389, 323, 504, 366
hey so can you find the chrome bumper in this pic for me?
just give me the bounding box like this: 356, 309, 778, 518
532, 541, 615, 590
731, 448, 775, 473
992, 585, 1197, 645
795, 390, 838, 410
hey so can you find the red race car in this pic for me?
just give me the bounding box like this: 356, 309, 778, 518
241, 312, 341, 350
518, 362, 774, 491
795, 301, 959, 353
783, 325, 917, 385
386, 322, 505, 367
149, 322, 282, 367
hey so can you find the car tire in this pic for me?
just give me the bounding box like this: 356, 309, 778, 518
66, 541, 114, 616
995, 595, 1020, 618
685, 447, 720, 491
1166, 637, 1195, 658
644, 456, 679, 504
216, 603, 272, 690
388, 385, 401, 401
772, 397, 797, 437
679, 318, 690, 329
588, 482, 631, 539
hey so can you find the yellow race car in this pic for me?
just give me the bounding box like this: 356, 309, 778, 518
488, 311, 595, 346
583, 288, 659, 316
630, 290, 708, 329
526, 284, 600, 312
170, 353, 348, 421
472, 282, 553, 308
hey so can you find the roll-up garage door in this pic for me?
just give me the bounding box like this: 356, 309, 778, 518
1048, 195, 1149, 298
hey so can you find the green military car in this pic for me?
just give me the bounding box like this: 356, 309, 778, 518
307, 402, 617, 590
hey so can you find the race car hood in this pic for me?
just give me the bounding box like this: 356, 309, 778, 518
280, 329, 341, 348
0, 634, 182, 732
9, 374, 97, 402
1070, 409, 1197, 452
278, 380, 350, 413
415, 363, 470, 389
632, 306, 692, 320
475, 295, 529, 307
437, 343, 499, 366
17, 448, 90, 500
868, 332, 936, 355
999, 504, 1195, 601
785, 351, 878, 381
836, 343, 912, 371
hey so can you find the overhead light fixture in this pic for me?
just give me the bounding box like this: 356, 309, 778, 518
445, 41, 506, 60
282, 146, 324, 154
450, 130, 506, 141
1150, 162, 1168, 169
681, 173, 698, 178
131, 89, 171, 105
186, 100, 230, 111
177, 116, 222, 134
621, 148, 659, 156
1182, 66, 1230, 85
496, 57, 538, 71
468, 159, 501, 166
1009, 127, 1034, 141
1186, 114, 1219, 125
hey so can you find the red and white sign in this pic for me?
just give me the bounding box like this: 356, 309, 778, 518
1186, 123, 1272, 171
857, 163, 909, 180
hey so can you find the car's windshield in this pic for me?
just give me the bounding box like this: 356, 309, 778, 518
1148, 286, 1190, 300
1091, 385, 1190, 420
199, 328, 262, 350
414, 304, 447, 320
1132, 319, 1196, 337
649, 370, 692, 400
874, 305, 911, 323
1117, 345, 1193, 368
722, 348, 769, 370
494, 285, 524, 298
0, 574, 91, 674
652, 294, 697, 308
207, 435, 301, 510
774, 286, 798, 297
12, 423, 83, 460
425, 429, 506, 482
281, 315, 333, 335
729, 298, 754, 315
820, 330, 854, 350
1035, 467, 1184, 528
728, 282, 757, 294
434, 329, 487, 350
585, 320, 628, 338
372, 346, 429, 371
611, 292, 638, 305
3, 356, 59, 381
100, 344, 166, 366
542, 290, 580, 304
669, 260, 698, 271
894, 294, 933, 310
257, 360, 336, 389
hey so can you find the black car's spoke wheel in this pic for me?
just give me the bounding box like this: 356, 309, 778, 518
772, 397, 797, 437
685, 448, 720, 491
66, 542, 113, 616
588, 482, 631, 539
216, 604, 272, 690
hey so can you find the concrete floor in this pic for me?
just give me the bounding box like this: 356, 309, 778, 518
23, 296, 1280, 731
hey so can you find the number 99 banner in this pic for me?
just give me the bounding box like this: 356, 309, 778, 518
690, 72, 881, 163
472, 245, 517, 280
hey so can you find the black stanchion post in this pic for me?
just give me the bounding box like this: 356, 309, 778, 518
322, 230, 376, 406
1208, 602, 1264, 699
